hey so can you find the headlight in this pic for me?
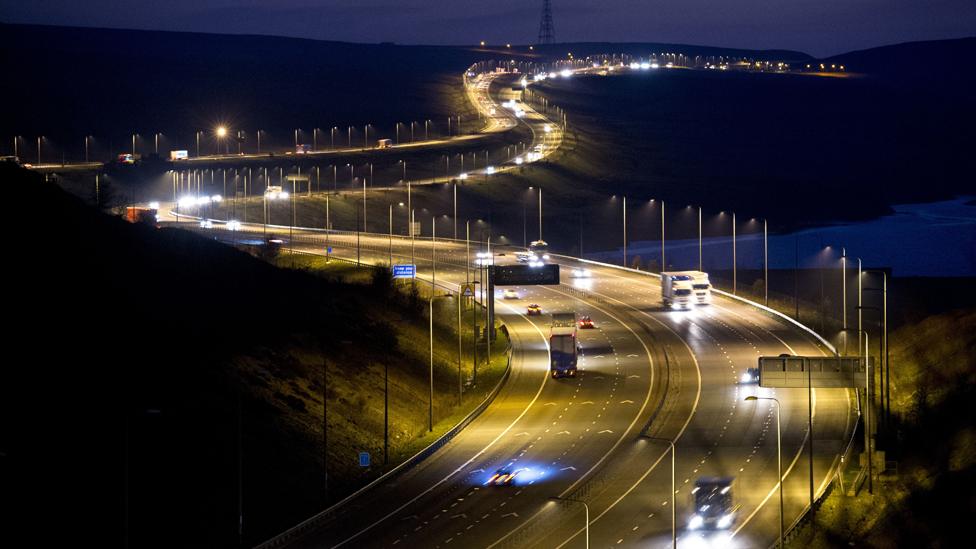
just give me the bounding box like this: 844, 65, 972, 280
718, 513, 733, 529
688, 514, 703, 530
741, 372, 753, 383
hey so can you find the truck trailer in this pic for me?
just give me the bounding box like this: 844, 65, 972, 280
550, 313, 580, 378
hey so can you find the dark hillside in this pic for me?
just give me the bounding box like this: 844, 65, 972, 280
0, 161, 459, 547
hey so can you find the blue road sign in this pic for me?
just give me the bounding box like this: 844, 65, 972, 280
327, 246, 333, 254
359, 452, 371, 467
393, 264, 417, 279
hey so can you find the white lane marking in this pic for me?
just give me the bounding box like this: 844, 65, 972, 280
488, 282, 663, 549
333, 313, 552, 547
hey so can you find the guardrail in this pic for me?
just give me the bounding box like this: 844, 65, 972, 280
548, 253, 849, 547
252, 249, 514, 549
173, 223, 850, 547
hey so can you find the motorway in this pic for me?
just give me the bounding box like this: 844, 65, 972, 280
167, 225, 853, 549
156, 66, 855, 549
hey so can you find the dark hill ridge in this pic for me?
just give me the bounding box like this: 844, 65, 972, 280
0, 161, 407, 547
2, 23, 817, 151
824, 36, 976, 77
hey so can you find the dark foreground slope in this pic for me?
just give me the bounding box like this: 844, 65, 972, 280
0, 162, 472, 547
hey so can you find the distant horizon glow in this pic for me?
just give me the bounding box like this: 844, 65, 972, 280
1, 0, 974, 57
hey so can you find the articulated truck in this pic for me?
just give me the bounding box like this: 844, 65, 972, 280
550, 313, 581, 378
661, 271, 711, 309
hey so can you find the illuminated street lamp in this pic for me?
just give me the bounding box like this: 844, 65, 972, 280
216, 126, 228, 155
745, 396, 783, 548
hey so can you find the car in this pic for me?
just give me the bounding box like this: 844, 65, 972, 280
199, 219, 214, 229
578, 315, 595, 329
571, 268, 592, 278
503, 289, 519, 299
527, 304, 542, 316
485, 467, 525, 486
740, 367, 760, 384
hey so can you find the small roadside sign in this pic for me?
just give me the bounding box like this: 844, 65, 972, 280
327, 246, 332, 254
359, 452, 370, 467
393, 264, 417, 279
461, 284, 475, 297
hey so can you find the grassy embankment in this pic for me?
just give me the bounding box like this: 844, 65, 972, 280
3, 162, 509, 548
791, 309, 976, 547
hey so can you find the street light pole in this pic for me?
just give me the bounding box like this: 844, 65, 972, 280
622, 195, 627, 267
538, 187, 543, 242
432, 218, 437, 290
732, 212, 737, 295
640, 436, 676, 548
661, 199, 666, 271
764, 219, 769, 306
698, 206, 703, 272
548, 497, 589, 549
429, 294, 454, 431
745, 396, 783, 548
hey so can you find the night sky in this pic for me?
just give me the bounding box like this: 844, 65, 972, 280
2, 0, 974, 56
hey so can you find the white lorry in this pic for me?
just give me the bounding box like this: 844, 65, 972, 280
661, 271, 712, 309
661, 273, 695, 310
684, 271, 712, 304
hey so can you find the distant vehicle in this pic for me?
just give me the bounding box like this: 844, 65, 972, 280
125, 206, 158, 227
117, 153, 140, 165
226, 220, 242, 231
199, 219, 213, 229
527, 303, 542, 316
578, 315, 595, 329
295, 144, 311, 154
169, 150, 189, 161
503, 289, 519, 299
661, 272, 695, 310
571, 268, 591, 278
740, 367, 760, 384
515, 251, 536, 263
264, 185, 288, 199
0, 155, 20, 165
486, 467, 525, 486
528, 240, 550, 260
689, 477, 737, 530
377, 138, 392, 149
550, 312, 580, 377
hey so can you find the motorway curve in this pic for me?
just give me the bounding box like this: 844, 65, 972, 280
159, 67, 854, 549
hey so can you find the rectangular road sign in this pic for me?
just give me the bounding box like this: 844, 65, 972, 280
758, 355, 873, 389
490, 264, 560, 286
359, 452, 370, 467
393, 264, 416, 279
